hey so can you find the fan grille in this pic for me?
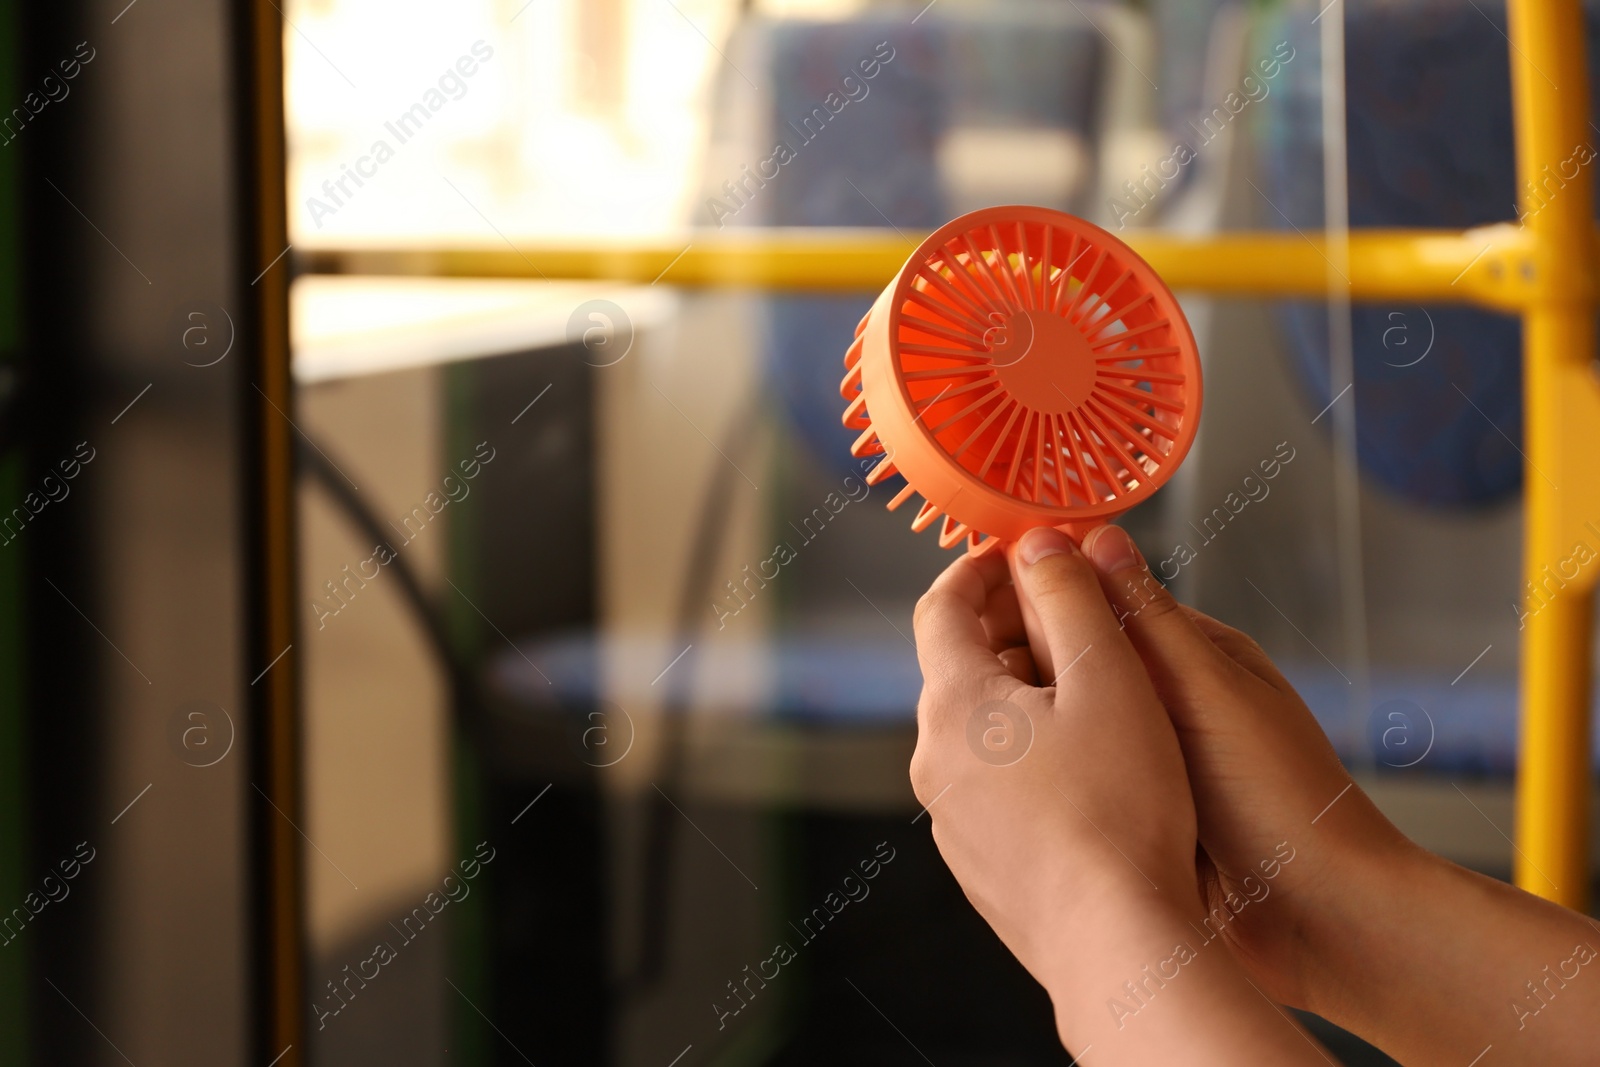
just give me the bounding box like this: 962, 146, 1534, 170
842, 207, 1201, 552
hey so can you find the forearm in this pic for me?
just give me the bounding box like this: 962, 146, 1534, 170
1039, 890, 1331, 1065
1296, 842, 1600, 1064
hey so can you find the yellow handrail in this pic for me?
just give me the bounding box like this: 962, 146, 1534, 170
299, 225, 1540, 310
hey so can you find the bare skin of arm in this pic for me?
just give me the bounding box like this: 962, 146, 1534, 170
910, 526, 1331, 1064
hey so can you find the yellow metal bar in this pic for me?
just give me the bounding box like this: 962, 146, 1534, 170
1508, 0, 1600, 910
296, 234, 924, 292
1137, 227, 1534, 310
298, 225, 1540, 309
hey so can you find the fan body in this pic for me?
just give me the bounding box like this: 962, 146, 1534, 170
841, 206, 1202, 555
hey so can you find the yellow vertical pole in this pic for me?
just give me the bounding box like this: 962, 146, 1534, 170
1506, 0, 1600, 909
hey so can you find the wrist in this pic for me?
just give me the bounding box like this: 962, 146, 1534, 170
1036, 881, 1331, 1062
1286, 829, 1600, 1064
1031, 881, 1209, 1036
1289, 829, 1446, 1022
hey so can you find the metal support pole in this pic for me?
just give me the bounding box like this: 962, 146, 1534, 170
237, 0, 306, 1058
1507, 0, 1600, 910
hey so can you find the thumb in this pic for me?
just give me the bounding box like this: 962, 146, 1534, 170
1079, 524, 1248, 719
1005, 526, 1146, 691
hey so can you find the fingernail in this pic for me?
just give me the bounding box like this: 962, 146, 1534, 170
1085, 524, 1140, 574
1018, 526, 1075, 565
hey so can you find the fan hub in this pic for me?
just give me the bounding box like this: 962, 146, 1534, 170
987, 309, 1096, 415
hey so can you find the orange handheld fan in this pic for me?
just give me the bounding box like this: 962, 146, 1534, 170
840, 206, 1202, 556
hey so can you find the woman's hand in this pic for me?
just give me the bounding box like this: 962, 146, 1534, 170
910, 526, 1328, 1063
1079, 522, 1600, 1066
910, 526, 1199, 956
1075, 522, 1412, 1010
